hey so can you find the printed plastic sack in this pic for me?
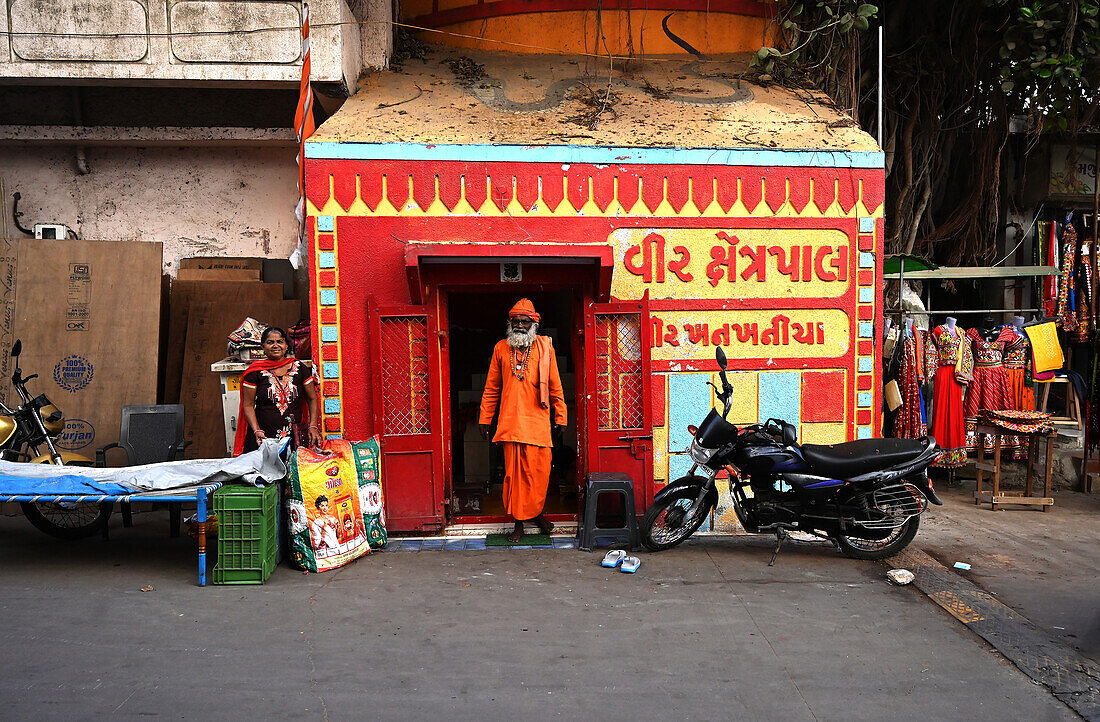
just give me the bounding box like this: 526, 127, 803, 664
286, 440, 370, 572
227, 316, 267, 361
352, 437, 387, 549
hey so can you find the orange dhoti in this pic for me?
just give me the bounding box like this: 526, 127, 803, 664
502, 442, 552, 521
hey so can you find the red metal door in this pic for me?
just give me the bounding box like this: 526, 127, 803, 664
584, 298, 653, 513
368, 302, 445, 532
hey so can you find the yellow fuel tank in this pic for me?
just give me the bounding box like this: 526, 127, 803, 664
0, 414, 14, 445
39, 404, 64, 435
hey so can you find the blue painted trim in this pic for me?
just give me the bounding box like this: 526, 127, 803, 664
859, 252, 875, 268
758, 372, 801, 434
857, 392, 872, 407
323, 362, 340, 379
857, 426, 872, 439
324, 398, 341, 414
858, 217, 875, 233
859, 287, 873, 303
858, 357, 873, 373
305, 142, 885, 169
317, 215, 334, 232
325, 433, 343, 440
320, 289, 337, 306
318, 252, 336, 268
321, 325, 339, 342
858, 322, 873, 338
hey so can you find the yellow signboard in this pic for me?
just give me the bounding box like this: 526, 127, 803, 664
609, 227, 853, 300
651, 308, 851, 362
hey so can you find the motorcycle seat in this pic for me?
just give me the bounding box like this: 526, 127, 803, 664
800, 437, 932, 477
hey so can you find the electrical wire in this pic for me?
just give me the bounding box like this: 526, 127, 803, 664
990, 202, 1045, 267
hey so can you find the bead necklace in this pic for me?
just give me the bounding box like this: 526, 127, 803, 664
510, 345, 532, 380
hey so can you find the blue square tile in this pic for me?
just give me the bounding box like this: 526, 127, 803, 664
858, 217, 874, 234
398, 540, 422, 551
552, 538, 576, 549
317, 215, 334, 232
464, 539, 487, 550
443, 539, 467, 550
420, 539, 446, 550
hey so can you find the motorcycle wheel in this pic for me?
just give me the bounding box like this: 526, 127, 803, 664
641, 487, 712, 552
20, 459, 112, 540
834, 516, 919, 561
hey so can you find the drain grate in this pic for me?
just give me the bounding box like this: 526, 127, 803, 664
894, 548, 1100, 720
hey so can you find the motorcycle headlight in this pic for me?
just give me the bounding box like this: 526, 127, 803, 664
687, 438, 715, 464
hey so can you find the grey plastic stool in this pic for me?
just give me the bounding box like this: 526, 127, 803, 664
577, 472, 638, 551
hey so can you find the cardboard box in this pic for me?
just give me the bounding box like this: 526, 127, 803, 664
0, 239, 162, 460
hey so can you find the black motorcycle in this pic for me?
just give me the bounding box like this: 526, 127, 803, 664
641, 347, 942, 561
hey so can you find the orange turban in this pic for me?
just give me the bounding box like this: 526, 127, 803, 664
509, 298, 540, 323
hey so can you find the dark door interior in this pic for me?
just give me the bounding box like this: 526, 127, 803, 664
447, 290, 578, 520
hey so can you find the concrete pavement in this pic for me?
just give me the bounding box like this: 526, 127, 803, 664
0, 508, 1081, 720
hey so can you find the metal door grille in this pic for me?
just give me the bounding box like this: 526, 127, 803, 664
380, 315, 430, 435
595, 313, 643, 430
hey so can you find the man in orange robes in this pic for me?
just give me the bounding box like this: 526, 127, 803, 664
479, 299, 568, 542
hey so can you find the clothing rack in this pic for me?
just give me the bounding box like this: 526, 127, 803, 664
884, 308, 1042, 316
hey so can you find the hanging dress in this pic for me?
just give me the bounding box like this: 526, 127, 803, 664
1000, 326, 1035, 411
1057, 222, 1079, 332
929, 325, 971, 468
963, 328, 1017, 455
891, 328, 928, 439
1073, 240, 1093, 344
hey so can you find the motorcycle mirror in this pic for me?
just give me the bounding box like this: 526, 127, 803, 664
10, 339, 20, 358
715, 346, 727, 370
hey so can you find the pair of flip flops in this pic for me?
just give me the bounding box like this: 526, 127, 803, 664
601, 549, 641, 573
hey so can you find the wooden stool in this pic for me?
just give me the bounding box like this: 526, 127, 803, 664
973, 424, 1054, 511
1037, 377, 1083, 430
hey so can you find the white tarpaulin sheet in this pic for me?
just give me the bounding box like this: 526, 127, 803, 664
0, 438, 288, 492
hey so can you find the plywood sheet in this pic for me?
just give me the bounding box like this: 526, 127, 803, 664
1, 239, 163, 459
176, 268, 260, 282
163, 281, 282, 403
180, 299, 300, 459
179, 257, 264, 272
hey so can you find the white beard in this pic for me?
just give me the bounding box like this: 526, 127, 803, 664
506, 321, 538, 349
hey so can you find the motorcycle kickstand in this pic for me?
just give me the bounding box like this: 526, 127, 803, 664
768, 528, 788, 567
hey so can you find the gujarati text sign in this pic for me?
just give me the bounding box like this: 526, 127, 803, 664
610, 228, 853, 300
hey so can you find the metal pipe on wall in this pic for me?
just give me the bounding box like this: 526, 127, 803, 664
877, 24, 884, 148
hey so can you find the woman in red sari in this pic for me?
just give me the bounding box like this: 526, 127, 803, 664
232, 327, 322, 456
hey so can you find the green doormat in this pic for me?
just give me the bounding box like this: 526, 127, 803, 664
486, 533, 553, 547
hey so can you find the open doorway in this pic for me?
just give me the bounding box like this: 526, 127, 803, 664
447, 290, 578, 521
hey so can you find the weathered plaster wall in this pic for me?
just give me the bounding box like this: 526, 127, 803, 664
0, 146, 299, 274
0, 0, 384, 86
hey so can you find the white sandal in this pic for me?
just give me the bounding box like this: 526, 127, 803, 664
601, 549, 627, 568
620, 556, 641, 573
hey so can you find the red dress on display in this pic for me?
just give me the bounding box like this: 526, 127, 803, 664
963, 328, 1017, 455
1000, 325, 1035, 459
928, 325, 972, 468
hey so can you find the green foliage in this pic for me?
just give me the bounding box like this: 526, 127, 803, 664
750, 1, 878, 77
989, 0, 1100, 131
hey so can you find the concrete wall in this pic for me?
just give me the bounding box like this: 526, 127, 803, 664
0, 145, 300, 274
0, 0, 390, 87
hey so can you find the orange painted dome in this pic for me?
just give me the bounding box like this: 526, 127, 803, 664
401, 1, 776, 56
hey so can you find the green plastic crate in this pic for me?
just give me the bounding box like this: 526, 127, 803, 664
212, 483, 278, 585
